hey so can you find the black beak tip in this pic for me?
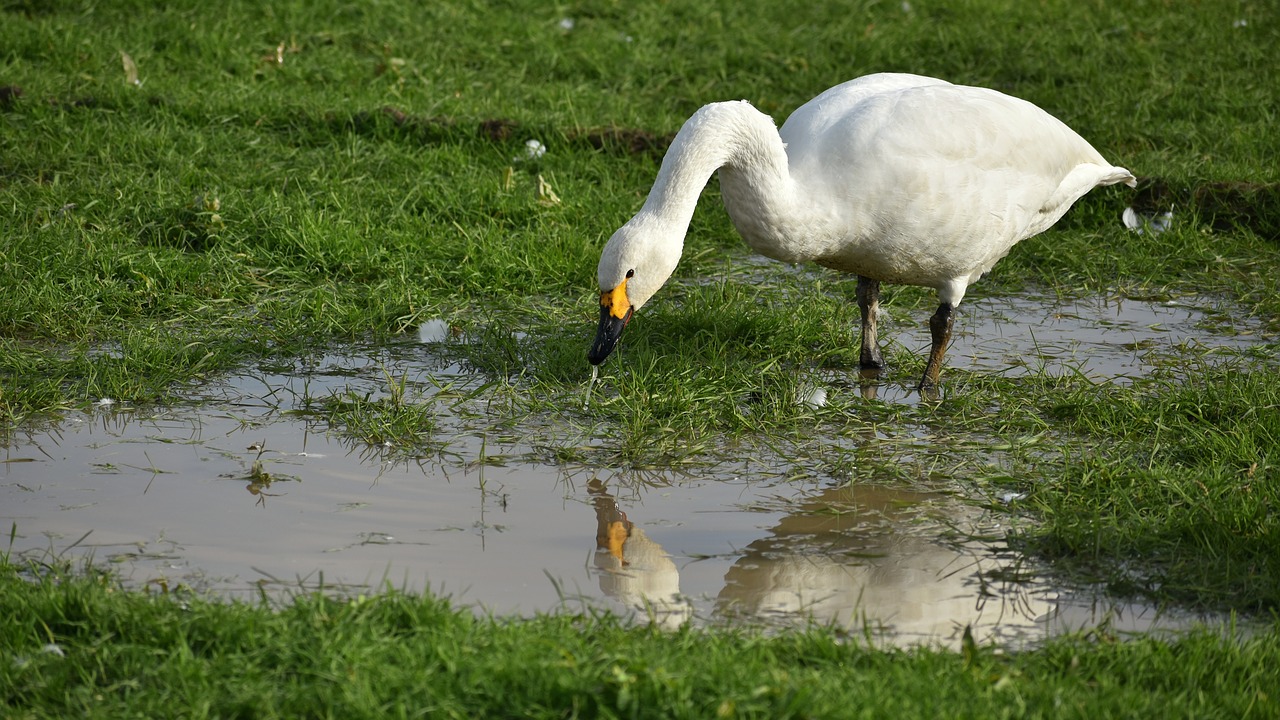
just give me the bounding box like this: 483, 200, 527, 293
587, 331, 620, 365
588, 306, 629, 365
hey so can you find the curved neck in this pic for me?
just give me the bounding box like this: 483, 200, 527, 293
599, 101, 797, 311
639, 101, 794, 235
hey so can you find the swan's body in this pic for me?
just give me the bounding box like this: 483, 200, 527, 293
588, 73, 1135, 390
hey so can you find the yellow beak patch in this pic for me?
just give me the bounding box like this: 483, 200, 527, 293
600, 278, 631, 321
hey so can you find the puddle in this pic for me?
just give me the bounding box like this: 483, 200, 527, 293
858, 291, 1268, 404
1, 292, 1270, 648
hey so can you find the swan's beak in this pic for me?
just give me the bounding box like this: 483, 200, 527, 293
588, 282, 633, 365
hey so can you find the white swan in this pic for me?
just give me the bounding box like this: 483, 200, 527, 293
587, 73, 1136, 391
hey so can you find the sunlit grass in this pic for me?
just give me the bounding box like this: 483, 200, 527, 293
1002, 364, 1280, 611
3, 557, 1278, 719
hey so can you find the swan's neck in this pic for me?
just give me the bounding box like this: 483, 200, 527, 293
640, 101, 795, 240
599, 102, 797, 311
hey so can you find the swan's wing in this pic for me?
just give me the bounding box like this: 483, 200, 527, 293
779, 73, 953, 146
783, 82, 1128, 282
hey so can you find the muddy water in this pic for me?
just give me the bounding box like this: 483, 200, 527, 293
1, 292, 1268, 648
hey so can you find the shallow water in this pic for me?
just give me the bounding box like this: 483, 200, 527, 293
2, 292, 1270, 648
858, 290, 1265, 404
956, 292, 1257, 377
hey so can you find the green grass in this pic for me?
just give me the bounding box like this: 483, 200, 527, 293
3, 0, 1280, 708
1005, 366, 1280, 611
3, 558, 1278, 719
298, 367, 441, 452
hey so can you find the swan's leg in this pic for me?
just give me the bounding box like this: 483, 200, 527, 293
918, 302, 954, 392
856, 276, 884, 369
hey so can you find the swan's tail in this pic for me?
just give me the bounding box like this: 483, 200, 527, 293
1100, 167, 1138, 189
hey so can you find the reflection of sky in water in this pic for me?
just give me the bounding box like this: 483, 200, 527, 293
857, 292, 1268, 405
2, 293, 1269, 648
951, 293, 1262, 380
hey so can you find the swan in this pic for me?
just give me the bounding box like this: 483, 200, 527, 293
587, 73, 1136, 391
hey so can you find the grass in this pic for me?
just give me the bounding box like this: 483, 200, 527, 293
1006, 366, 1280, 611
2, 0, 1280, 712
3, 557, 1278, 719
300, 367, 441, 451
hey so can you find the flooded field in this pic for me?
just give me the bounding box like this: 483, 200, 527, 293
2, 290, 1270, 648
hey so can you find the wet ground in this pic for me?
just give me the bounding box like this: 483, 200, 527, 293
2, 290, 1271, 648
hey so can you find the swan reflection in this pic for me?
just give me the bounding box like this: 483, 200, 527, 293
587, 479, 1048, 644
588, 479, 693, 629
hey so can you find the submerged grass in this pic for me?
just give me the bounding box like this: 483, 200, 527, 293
306, 390, 438, 453
3, 558, 1279, 719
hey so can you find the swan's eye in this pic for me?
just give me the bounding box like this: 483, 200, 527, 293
626, 269, 635, 279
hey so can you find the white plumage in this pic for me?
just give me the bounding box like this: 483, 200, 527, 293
588, 73, 1136, 391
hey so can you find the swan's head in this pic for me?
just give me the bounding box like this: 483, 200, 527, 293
587, 217, 683, 365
